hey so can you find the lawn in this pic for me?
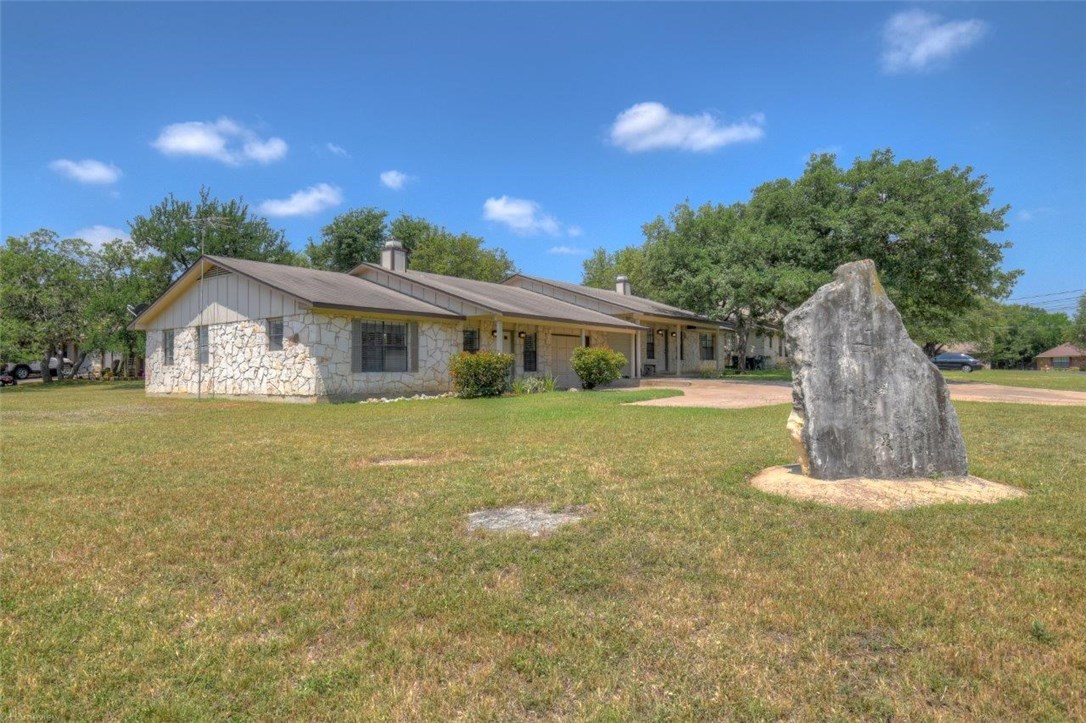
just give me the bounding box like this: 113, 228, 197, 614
943, 368, 1086, 392
2, 383, 1085, 719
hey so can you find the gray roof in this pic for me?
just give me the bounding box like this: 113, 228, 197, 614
509, 273, 726, 326
203, 256, 462, 318
359, 265, 643, 330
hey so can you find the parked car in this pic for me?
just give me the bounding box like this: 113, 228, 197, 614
931, 352, 983, 373
0, 373, 16, 386
2, 356, 74, 380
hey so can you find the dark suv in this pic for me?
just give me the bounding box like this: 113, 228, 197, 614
932, 352, 983, 373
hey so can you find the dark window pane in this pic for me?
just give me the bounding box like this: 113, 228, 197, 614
268, 318, 284, 351
523, 333, 537, 372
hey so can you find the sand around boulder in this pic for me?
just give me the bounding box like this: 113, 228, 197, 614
751, 465, 1026, 511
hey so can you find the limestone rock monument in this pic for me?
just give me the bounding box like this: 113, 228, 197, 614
784, 259, 968, 480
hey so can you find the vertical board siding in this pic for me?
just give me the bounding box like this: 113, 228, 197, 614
147, 272, 303, 329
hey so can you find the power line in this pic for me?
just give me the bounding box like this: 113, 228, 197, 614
1008, 288, 1085, 302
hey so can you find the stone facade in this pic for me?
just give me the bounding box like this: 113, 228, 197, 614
146, 312, 461, 402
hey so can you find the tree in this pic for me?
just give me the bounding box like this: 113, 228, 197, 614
0, 230, 93, 384
129, 187, 293, 282
83, 238, 162, 376
581, 246, 647, 292
1070, 294, 1086, 348
790, 151, 1020, 354
304, 207, 388, 272
989, 305, 1072, 368
389, 215, 516, 282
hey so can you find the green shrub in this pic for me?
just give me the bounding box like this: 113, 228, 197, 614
570, 346, 627, 389
450, 351, 514, 398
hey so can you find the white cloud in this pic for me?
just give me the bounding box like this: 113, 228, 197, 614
881, 10, 988, 74
1017, 207, 1055, 223
566, 225, 584, 238
327, 142, 350, 158
73, 225, 130, 248
548, 245, 587, 256
379, 170, 412, 190
483, 196, 562, 236
609, 102, 765, 153
49, 159, 122, 185
152, 117, 288, 165
258, 183, 342, 217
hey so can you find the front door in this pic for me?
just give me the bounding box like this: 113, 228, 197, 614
503, 331, 515, 382
550, 334, 581, 389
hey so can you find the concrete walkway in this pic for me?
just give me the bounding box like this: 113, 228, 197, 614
631, 377, 1086, 409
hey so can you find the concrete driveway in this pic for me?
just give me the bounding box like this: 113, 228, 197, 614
631, 378, 1086, 409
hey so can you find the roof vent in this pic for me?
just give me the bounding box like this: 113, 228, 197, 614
615, 275, 631, 295
381, 238, 407, 272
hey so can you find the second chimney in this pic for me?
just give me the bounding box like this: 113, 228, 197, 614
381, 238, 407, 272
615, 275, 631, 295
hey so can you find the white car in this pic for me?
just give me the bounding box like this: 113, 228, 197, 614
3, 356, 73, 380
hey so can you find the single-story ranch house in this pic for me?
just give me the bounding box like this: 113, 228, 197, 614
1034, 343, 1086, 371
131, 240, 784, 401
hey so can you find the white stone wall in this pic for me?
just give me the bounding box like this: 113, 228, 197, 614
146, 313, 318, 400
145, 312, 462, 401
309, 314, 461, 398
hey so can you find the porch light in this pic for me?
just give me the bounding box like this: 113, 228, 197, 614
656, 329, 664, 336
671, 331, 677, 337
491, 330, 497, 337
517, 331, 526, 338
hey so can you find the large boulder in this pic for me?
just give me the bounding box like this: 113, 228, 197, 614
784, 260, 968, 480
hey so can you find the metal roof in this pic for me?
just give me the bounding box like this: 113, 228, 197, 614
357, 265, 643, 330
507, 273, 727, 326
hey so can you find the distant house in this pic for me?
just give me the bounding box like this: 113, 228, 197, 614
129, 240, 753, 401
1034, 343, 1086, 371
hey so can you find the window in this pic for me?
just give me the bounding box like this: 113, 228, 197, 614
646, 335, 655, 360
679, 332, 684, 361
463, 328, 479, 353
197, 326, 209, 365
268, 318, 284, 351
700, 333, 715, 361
523, 333, 538, 372
163, 329, 175, 366
1054, 357, 1071, 369
352, 320, 414, 373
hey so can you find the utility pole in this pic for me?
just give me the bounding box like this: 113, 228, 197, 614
187, 215, 229, 401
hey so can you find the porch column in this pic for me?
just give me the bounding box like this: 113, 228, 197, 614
630, 333, 637, 379
715, 331, 722, 371
675, 324, 681, 374
581, 328, 587, 347
495, 318, 504, 353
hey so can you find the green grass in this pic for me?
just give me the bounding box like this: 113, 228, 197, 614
2, 383, 1085, 719
943, 368, 1086, 392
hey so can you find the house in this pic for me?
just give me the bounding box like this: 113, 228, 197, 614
1034, 343, 1086, 371
129, 240, 740, 401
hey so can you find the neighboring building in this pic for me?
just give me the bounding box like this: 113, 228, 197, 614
1035, 343, 1086, 371
130, 240, 737, 401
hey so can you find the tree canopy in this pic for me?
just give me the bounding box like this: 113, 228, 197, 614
129, 187, 294, 282
305, 209, 517, 281
597, 149, 1020, 360
989, 305, 1072, 368
582, 246, 647, 293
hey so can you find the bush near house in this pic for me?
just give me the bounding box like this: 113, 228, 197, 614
449, 351, 514, 398
571, 346, 627, 389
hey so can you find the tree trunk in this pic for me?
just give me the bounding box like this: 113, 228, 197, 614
734, 323, 750, 374
40, 350, 53, 384
97, 348, 106, 380
64, 351, 88, 379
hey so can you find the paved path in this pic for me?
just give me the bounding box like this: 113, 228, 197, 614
631, 378, 1086, 409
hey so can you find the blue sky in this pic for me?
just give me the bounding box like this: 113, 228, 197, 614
2, 2, 1083, 308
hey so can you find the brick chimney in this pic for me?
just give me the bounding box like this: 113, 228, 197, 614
615, 275, 631, 295
381, 238, 407, 272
